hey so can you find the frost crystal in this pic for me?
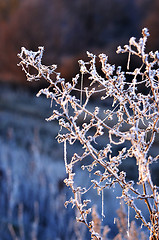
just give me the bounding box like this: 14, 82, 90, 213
18, 28, 159, 240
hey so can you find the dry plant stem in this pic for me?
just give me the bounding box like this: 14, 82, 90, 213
18, 28, 159, 240
18, 203, 25, 240
31, 201, 39, 240
143, 183, 152, 216
64, 107, 150, 230
8, 224, 19, 240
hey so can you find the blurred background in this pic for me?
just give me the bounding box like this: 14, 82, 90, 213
0, 0, 159, 84
0, 0, 159, 239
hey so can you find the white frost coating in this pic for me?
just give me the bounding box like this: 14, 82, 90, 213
101, 189, 105, 221
64, 139, 68, 173
127, 204, 130, 237
80, 72, 84, 106
18, 28, 159, 240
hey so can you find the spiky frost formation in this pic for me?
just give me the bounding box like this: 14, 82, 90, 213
18, 28, 159, 239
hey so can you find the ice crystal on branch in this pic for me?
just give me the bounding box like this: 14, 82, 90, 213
18, 28, 159, 240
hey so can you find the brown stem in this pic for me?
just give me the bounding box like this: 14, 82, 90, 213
143, 183, 152, 216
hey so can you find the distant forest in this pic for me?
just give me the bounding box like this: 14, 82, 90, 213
0, 0, 158, 84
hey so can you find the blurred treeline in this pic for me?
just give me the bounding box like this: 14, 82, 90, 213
0, 0, 159, 85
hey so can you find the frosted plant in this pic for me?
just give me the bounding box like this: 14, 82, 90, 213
18, 28, 159, 240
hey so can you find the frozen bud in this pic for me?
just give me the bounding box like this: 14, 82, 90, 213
116, 46, 122, 54
142, 28, 150, 37
129, 37, 136, 46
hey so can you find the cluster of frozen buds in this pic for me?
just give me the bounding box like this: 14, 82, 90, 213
18, 28, 159, 240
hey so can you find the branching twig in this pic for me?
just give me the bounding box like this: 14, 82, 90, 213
18, 28, 159, 240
